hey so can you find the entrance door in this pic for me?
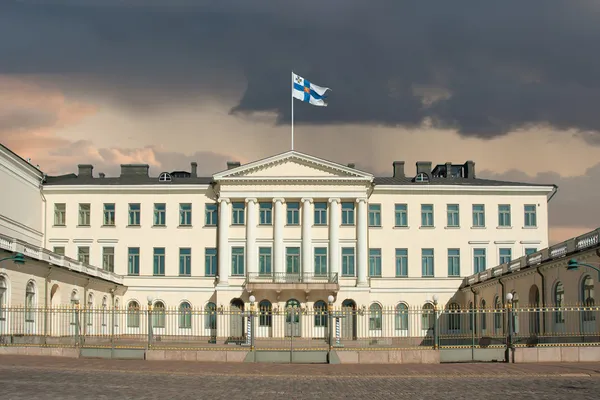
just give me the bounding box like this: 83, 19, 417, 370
230, 299, 245, 341
341, 299, 357, 340
285, 299, 301, 337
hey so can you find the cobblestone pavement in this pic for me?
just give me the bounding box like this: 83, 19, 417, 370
0, 356, 599, 399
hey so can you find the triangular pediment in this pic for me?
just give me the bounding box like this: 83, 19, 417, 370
213, 151, 373, 182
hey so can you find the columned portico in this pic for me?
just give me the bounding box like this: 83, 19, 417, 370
329, 198, 341, 279
273, 198, 285, 277
245, 198, 258, 276
356, 198, 368, 286
218, 198, 231, 286
301, 198, 313, 276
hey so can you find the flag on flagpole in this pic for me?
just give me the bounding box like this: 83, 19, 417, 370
292, 72, 330, 107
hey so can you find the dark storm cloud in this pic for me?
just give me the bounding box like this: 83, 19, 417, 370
2, 1, 600, 137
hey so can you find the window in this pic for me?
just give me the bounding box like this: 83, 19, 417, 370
369, 248, 382, 277
259, 247, 272, 275
152, 301, 165, 328
525, 248, 537, 255
128, 203, 140, 226
53, 247, 65, 256
154, 203, 166, 226
102, 247, 115, 272
179, 203, 192, 226
448, 303, 461, 331
524, 205, 537, 227
127, 301, 140, 328
78, 247, 90, 264
369, 303, 382, 330
153, 248, 165, 276
554, 282, 564, 324
421, 204, 434, 227
582, 276, 595, 322
179, 302, 192, 329
54, 203, 66, 226
341, 202, 355, 225
498, 204, 511, 227
179, 248, 191, 276
447, 204, 459, 227
494, 297, 502, 331
0, 277, 5, 320
368, 204, 381, 227
314, 247, 328, 276
499, 248, 512, 264
422, 303, 434, 330
205, 203, 218, 226
158, 172, 172, 182
447, 249, 460, 277
394, 204, 408, 227
395, 249, 408, 277
415, 173, 429, 182
205, 302, 217, 330
480, 300, 487, 331
314, 202, 327, 225
341, 247, 355, 277
314, 300, 328, 327
25, 282, 35, 322
205, 248, 217, 276
472, 204, 485, 227
421, 249, 434, 277
259, 300, 272, 327
474, 248, 486, 273
286, 247, 300, 274
103, 203, 115, 226
232, 202, 245, 225
78, 203, 90, 226
128, 248, 140, 276
286, 202, 300, 225
395, 303, 409, 331
231, 247, 245, 276
259, 203, 272, 225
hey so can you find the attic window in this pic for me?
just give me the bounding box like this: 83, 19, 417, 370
415, 173, 429, 183
158, 172, 172, 182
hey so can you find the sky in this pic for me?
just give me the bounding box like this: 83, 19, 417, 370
1, 0, 600, 245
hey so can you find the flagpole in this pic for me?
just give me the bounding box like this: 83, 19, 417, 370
291, 71, 294, 151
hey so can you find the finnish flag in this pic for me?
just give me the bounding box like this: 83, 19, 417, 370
292, 72, 330, 107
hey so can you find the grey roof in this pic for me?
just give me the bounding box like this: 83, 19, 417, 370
373, 176, 556, 187
44, 174, 213, 186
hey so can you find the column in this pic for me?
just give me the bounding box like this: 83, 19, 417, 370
245, 198, 258, 277
273, 198, 285, 279
217, 198, 231, 286
301, 198, 313, 277
328, 198, 341, 280
356, 198, 368, 286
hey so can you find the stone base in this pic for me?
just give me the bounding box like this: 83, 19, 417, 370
514, 346, 600, 363
332, 349, 440, 364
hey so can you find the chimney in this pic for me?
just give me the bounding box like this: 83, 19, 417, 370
464, 160, 476, 179
99, 173, 105, 179
120, 164, 149, 177
445, 162, 453, 178
416, 161, 432, 176
392, 161, 405, 178
347, 163, 355, 169
227, 161, 241, 170
191, 162, 198, 177
78, 164, 93, 178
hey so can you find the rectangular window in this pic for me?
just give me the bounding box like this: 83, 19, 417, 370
447, 249, 460, 277
525, 247, 537, 255
447, 204, 459, 227
103, 203, 115, 226
314, 247, 328, 276
153, 248, 165, 276
498, 204, 511, 227
179, 203, 192, 226
286, 247, 300, 275
78, 247, 90, 264
102, 247, 115, 272
472, 204, 485, 227
231, 247, 245, 275
369, 248, 382, 277
499, 248, 512, 264
54, 203, 66, 226
341, 247, 355, 277
128, 203, 141, 226
421, 249, 434, 277
524, 205, 537, 227
205, 248, 217, 276
128, 248, 140, 276
259, 203, 272, 225
286, 202, 300, 225
179, 248, 191, 276
205, 203, 218, 226
395, 248, 408, 277
53, 246, 65, 256
341, 202, 355, 225
154, 203, 166, 226
314, 202, 327, 225
78, 203, 91, 226
232, 202, 245, 225
474, 248, 486, 273
259, 247, 272, 275
421, 204, 434, 227
368, 204, 382, 227
394, 204, 408, 227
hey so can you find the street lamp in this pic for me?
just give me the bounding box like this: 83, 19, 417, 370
566, 258, 600, 280
0, 252, 25, 265
505, 292, 514, 363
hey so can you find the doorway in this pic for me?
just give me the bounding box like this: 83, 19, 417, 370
341, 299, 357, 340
285, 299, 301, 337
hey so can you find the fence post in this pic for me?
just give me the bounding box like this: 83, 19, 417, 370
147, 297, 153, 350
244, 296, 255, 348
505, 293, 514, 363
74, 302, 80, 347
433, 296, 439, 349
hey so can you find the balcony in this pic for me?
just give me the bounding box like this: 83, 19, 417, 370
245, 272, 339, 292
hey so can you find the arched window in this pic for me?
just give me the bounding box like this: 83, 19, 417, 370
205, 302, 217, 330
582, 276, 595, 322
179, 302, 192, 329
422, 303, 435, 330
101, 296, 108, 327
153, 301, 166, 328
493, 296, 502, 331
0, 276, 7, 320
395, 303, 409, 331
554, 282, 565, 324
369, 303, 382, 330
448, 303, 461, 331
415, 173, 429, 183
314, 300, 328, 327
480, 299, 487, 331
158, 172, 172, 182
86, 293, 94, 327
258, 300, 272, 327
127, 301, 140, 328
468, 301, 474, 331
25, 282, 36, 322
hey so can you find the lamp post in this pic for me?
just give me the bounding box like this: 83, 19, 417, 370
0, 253, 26, 265
432, 294, 439, 350
566, 258, 600, 281
505, 292, 514, 363
245, 295, 255, 348
146, 295, 154, 348
327, 295, 334, 348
